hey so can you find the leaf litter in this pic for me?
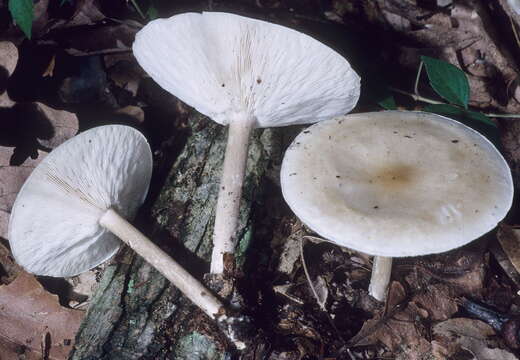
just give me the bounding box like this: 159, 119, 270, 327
0, 272, 84, 360
0, 27, 83, 360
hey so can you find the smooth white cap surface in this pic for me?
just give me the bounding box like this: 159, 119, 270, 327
281, 111, 514, 257
8, 125, 153, 277
133, 12, 360, 128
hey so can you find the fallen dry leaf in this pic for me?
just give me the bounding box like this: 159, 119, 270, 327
0, 145, 45, 239
412, 284, 459, 321
63, 0, 105, 28
490, 238, 520, 288
497, 224, 520, 275
277, 236, 300, 276
114, 105, 145, 124
0, 272, 84, 360
349, 282, 432, 360
0, 41, 17, 108
433, 318, 518, 360
107, 60, 142, 97
0, 42, 18, 77
0, 241, 20, 284
0, 41, 78, 154
34, 103, 78, 149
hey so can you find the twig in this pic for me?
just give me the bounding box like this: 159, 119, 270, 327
389, 87, 520, 118
107, 17, 144, 29
299, 238, 344, 340
346, 348, 356, 360
273, 284, 304, 305
510, 15, 520, 49
389, 87, 444, 105
299, 238, 326, 311
414, 61, 424, 96
66, 48, 132, 57
129, 0, 146, 20
485, 113, 520, 118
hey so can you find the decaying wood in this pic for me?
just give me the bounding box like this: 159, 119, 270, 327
70, 113, 280, 359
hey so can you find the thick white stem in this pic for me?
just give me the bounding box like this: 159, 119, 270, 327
210, 116, 255, 274
368, 256, 393, 302
99, 208, 224, 319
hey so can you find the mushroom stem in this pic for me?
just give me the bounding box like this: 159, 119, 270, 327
99, 208, 224, 318
368, 256, 393, 302
211, 116, 255, 274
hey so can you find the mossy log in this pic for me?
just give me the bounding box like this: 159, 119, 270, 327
70, 113, 281, 360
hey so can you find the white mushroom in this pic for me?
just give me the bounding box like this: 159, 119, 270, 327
132, 12, 360, 274
508, 0, 520, 14
8, 125, 225, 322
280, 111, 514, 301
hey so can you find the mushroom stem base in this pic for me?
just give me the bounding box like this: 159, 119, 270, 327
99, 208, 224, 319
211, 116, 255, 274
368, 256, 393, 302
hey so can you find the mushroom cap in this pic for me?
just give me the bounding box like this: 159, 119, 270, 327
133, 12, 360, 128
280, 111, 514, 257
8, 125, 153, 277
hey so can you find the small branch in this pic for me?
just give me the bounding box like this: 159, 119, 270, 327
484, 113, 520, 118
390, 87, 520, 118
299, 238, 344, 340
66, 48, 132, 57
389, 87, 444, 105
414, 61, 424, 96
299, 238, 326, 311
129, 0, 146, 20
510, 15, 520, 49
107, 17, 144, 28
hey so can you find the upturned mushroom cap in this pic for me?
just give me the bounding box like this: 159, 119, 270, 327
133, 12, 360, 127
8, 125, 153, 277
281, 111, 513, 257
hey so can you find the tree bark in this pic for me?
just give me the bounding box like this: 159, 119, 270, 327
70, 113, 280, 360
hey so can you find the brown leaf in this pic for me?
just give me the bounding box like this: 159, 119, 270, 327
497, 224, 520, 275
0, 41, 18, 77
412, 284, 458, 321
32, 0, 49, 37
0, 145, 46, 239
107, 60, 142, 97
350, 307, 431, 359
43, 0, 105, 33
433, 318, 518, 360
349, 284, 432, 359
66, 0, 105, 27
114, 105, 145, 124
490, 237, 520, 288
386, 281, 406, 310
0, 272, 84, 360
57, 23, 138, 56
0, 41, 78, 151
34, 103, 78, 149
0, 41, 17, 108
0, 241, 20, 284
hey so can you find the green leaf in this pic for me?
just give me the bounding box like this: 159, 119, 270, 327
423, 104, 499, 145
147, 5, 158, 20
378, 94, 397, 110
423, 104, 495, 127
421, 56, 470, 108
372, 85, 397, 110
8, 0, 33, 39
